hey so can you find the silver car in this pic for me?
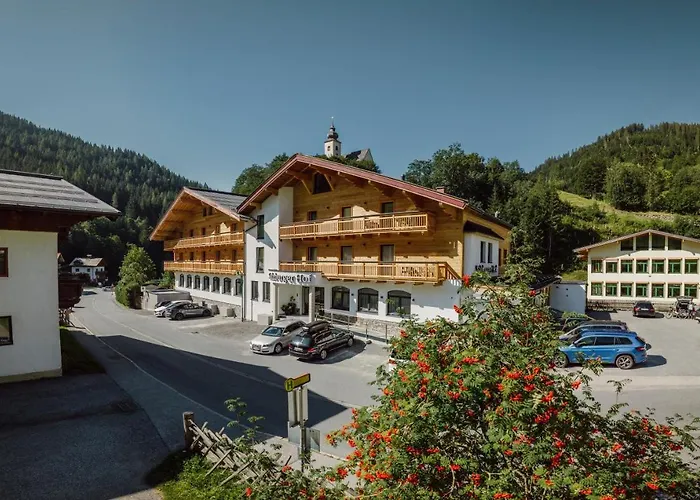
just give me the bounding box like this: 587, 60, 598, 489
250, 319, 306, 355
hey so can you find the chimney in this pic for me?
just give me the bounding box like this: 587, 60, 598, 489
435, 186, 445, 193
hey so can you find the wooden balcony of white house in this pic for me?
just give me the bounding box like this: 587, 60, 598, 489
164, 260, 244, 274
278, 260, 459, 284
279, 212, 435, 240
163, 232, 245, 251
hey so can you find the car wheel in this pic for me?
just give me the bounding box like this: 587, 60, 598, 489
174, 313, 184, 321
616, 354, 634, 370
347, 337, 354, 347
202, 309, 211, 317
554, 352, 569, 368
274, 343, 283, 354
320, 349, 328, 360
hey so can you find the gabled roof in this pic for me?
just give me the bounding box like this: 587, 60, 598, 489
463, 221, 504, 240
70, 257, 105, 267
236, 154, 511, 229
0, 169, 120, 218
574, 229, 700, 254
345, 149, 372, 162
150, 187, 248, 241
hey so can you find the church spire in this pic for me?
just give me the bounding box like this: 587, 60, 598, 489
324, 117, 341, 157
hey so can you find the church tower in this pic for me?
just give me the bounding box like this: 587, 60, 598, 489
324, 119, 341, 158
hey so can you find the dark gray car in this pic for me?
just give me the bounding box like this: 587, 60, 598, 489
167, 302, 212, 320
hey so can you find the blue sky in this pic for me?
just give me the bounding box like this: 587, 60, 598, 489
1, 1, 698, 190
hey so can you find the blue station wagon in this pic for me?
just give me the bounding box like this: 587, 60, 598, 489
554, 331, 651, 370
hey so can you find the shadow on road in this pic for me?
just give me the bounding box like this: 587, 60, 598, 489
644, 354, 667, 368
297, 339, 369, 365
69, 329, 350, 435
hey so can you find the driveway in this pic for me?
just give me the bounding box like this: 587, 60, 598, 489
0, 373, 168, 500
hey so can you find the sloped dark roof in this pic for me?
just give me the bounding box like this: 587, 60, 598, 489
530, 275, 562, 291
70, 257, 104, 267
188, 187, 247, 214
463, 221, 504, 240
345, 149, 371, 162
0, 169, 120, 218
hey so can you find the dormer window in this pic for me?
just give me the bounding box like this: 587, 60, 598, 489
313, 173, 331, 194
620, 238, 633, 251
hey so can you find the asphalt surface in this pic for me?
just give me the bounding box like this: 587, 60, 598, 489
73, 291, 700, 459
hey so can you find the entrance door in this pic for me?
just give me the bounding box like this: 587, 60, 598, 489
301, 286, 310, 315
315, 287, 325, 312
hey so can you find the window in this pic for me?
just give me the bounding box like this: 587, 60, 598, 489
307, 211, 317, 221
595, 336, 616, 346
315, 287, 325, 310
668, 237, 682, 250
189, 252, 195, 261
203, 276, 209, 291
263, 282, 271, 302
652, 284, 665, 298
591, 260, 603, 273
668, 259, 682, 273
591, 283, 603, 296
223, 278, 232, 294
605, 283, 617, 296
189, 229, 195, 238
651, 233, 665, 250
233, 249, 238, 262
358, 288, 379, 313
620, 238, 633, 251
307, 247, 318, 261
313, 173, 331, 194
201, 228, 206, 236
256, 247, 265, 273
212, 277, 220, 293
686, 259, 698, 274
615, 337, 633, 345
620, 260, 633, 273
341, 206, 352, 218
202, 207, 207, 217
186, 275, 192, 288
179, 274, 185, 287
381, 202, 394, 214
251, 281, 259, 301
332, 286, 350, 311
380, 245, 394, 262
178, 253, 183, 261
605, 261, 617, 273
652, 260, 665, 273
685, 284, 698, 298
0, 316, 13, 346
341, 246, 353, 263
201, 251, 206, 262
668, 284, 682, 298
256, 215, 265, 239
235, 279, 243, 296
620, 283, 632, 297
480, 242, 487, 263
635, 234, 649, 251
0, 248, 9, 278
387, 290, 411, 316
636, 260, 648, 274
194, 276, 201, 289
215, 250, 221, 262
487, 243, 493, 264
635, 284, 648, 297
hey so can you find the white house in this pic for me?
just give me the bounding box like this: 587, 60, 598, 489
575, 229, 700, 307
70, 256, 106, 282
0, 169, 119, 383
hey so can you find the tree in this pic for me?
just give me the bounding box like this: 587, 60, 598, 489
326, 269, 700, 498
313, 154, 380, 173
159, 271, 175, 288
115, 244, 156, 306
605, 162, 648, 211
232, 153, 290, 194
573, 158, 607, 197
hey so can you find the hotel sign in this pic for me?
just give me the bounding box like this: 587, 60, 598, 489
475, 264, 499, 275
268, 271, 319, 285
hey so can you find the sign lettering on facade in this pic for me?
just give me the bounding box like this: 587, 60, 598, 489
475, 264, 499, 274
269, 271, 317, 285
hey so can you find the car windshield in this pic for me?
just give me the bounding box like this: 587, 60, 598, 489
295, 335, 313, 347
261, 326, 284, 337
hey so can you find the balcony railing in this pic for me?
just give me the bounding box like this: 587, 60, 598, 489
279, 260, 459, 283
164, 232, 244, 251
279, 212, 434, 239
164, 260, 244, 275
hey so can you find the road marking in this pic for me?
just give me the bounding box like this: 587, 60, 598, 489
82, 296, 362, 408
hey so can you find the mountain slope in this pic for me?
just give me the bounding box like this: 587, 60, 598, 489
0, 111, 202, 225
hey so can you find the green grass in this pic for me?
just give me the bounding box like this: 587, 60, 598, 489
558, 191, 676, 223
560, 269, 588, 281
146, 450, 247, 500
60, 328, 104, 375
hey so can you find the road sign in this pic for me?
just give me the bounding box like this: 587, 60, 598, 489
287, 385, 308, 427
284, 373, 311, 392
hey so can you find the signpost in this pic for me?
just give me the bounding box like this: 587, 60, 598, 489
285, 373, 318, 470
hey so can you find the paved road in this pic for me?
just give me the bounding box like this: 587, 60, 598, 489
74, 291, 700, 459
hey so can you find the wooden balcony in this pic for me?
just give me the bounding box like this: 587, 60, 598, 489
279, 212, 434, 240
164, 260, 244, 275
279, 260, 459, 284
164, 232, 244, 251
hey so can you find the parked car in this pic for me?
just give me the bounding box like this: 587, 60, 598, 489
554, 331, 651, 370
289, 320, 354, 360
250, 319, 306, 354
385, 348, 410, 373
559, 320, 628, 342
633, 301, 656, 318
549, 308, 592, 331
166, 302, 212, 320
155, 300, 190, 317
